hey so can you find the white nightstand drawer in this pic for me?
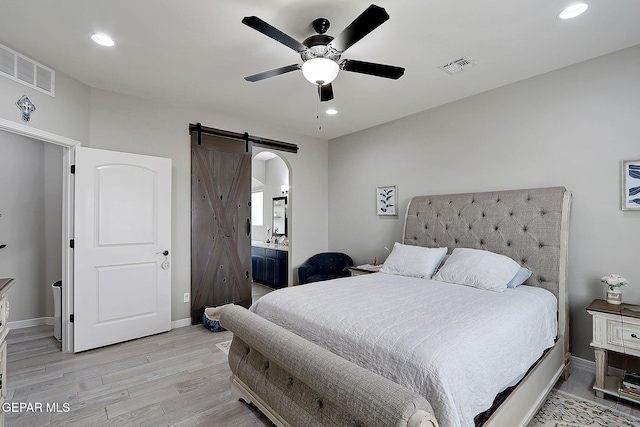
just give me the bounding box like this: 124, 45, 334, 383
607, 318, 640, 352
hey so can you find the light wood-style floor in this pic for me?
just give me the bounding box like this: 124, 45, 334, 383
554, 364, 640, 418
4, 283, 278, 427
5, 324, 278, 427
4, 281, 640, 426
251, 283, 274, 301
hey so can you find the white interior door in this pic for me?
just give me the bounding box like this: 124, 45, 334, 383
73, 147, 171, 352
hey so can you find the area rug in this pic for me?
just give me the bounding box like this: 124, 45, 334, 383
216, 339, 232, 354
528, 389, 640, 427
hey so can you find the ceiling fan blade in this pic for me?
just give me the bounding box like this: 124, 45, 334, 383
242, 16, 307, 52
341, 59, 404, 79
318, 83, 334, 102
328, 5, 389, 53
244, 64, 301, 82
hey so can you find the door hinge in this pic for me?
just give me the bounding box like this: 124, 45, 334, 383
70, 239, 74, 248
70, 314, 74, 323
70, 165, 75, 174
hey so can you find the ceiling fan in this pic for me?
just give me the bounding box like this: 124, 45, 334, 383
242, 4, 405, 102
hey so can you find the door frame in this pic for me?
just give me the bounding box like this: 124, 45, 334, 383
252, 148, 293, 287
0, 118, 78, 353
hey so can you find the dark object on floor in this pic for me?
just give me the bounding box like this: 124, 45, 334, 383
202, 305, 232, 332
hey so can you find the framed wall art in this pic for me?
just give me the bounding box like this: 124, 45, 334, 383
622, 159, 640, 210
377, 185, 397, 216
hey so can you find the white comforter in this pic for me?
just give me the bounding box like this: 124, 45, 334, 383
250, 273, 557, 427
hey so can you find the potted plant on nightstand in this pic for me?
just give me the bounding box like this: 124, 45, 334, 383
602, 273, 629, 305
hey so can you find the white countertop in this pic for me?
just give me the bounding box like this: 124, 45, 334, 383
252, 241, 289, 251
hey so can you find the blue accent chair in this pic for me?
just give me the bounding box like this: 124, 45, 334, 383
298, 252, 354, 284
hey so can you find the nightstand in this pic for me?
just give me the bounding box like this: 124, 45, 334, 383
349, 265, 381, 276
587, 299, 640, 400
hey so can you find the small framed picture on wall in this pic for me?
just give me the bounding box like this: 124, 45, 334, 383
622, 159, 640, 210
377, 185, 397, 216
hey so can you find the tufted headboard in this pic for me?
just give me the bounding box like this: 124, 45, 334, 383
403, 187, 571, 347
404, 187, 570, 297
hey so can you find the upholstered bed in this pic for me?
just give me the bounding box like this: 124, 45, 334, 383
220, 187, 572, 427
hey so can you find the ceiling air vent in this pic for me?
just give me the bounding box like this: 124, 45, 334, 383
439, 57, 476, 75
0, 42, 55, 96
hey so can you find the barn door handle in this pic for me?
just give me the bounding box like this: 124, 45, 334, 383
246, 218, 251, 236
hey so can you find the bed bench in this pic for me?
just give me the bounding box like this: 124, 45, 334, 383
220, 304, 438, 427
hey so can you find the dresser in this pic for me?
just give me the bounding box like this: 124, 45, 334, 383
587, 299, 640, 400
0, 278, 14, 426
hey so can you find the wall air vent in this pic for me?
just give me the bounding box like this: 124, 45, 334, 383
0, 42, 55, 96
439, 57, 476, 75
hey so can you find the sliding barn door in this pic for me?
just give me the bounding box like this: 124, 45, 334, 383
191, 130, 252, 324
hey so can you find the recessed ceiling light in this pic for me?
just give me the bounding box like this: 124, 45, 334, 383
326, 108, 338, 115
558, 3, 588, 19
91, 33, 115, 47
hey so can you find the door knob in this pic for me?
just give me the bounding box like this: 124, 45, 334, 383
158, 250, 170, 270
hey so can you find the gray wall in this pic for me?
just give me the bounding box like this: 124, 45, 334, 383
87, 88, 328, 320
0, 71, 91, 143
328, 45, 640, 361
0, 60, 328, 324
4, 34, 637, 361
264, 155, 290, 239
43, 143, 63, 316
251, 153, 290, 243
0, 52, 89, 322
0, 131, 62, 320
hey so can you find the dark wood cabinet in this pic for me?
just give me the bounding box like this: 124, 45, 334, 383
252, 246, 288, 288
276, 250, 287, 287
252, 250, 266, 283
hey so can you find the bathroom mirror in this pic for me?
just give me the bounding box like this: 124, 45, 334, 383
272, 196, 287, 237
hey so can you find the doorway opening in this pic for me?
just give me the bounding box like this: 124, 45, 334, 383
0, 118, 78, 353
251, 149, 292, 290
0, 131, 62, 344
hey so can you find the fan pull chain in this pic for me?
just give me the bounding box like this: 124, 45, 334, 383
316, 85, 322, 131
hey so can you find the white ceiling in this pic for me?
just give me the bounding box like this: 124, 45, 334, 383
1, 1, 640, 140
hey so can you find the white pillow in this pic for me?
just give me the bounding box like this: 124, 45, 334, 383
379, 243, 447, 279
432, 248, 520, 292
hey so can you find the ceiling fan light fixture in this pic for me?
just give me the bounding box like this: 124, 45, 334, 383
301, 57, 339, 85
558, 3, 588, 19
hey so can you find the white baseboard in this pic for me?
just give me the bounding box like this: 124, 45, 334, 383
9, 317, 192, 330
171, 318, 192, 329
570, 354, 625, 377
570, 355, 595, 373
7, 317, 54, 329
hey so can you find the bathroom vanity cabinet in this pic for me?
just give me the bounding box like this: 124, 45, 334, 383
252, 246, 288, 289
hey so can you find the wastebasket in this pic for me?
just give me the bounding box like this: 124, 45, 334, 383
52, 280, 62, 341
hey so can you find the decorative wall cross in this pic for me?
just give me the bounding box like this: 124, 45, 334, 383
16, 95, 36, 121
